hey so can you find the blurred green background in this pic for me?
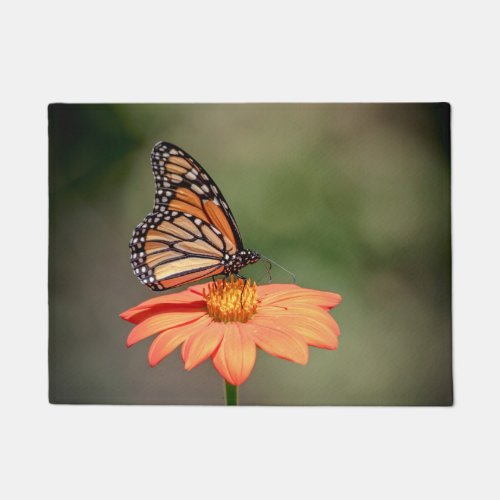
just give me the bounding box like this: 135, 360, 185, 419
49, 103, 452, 405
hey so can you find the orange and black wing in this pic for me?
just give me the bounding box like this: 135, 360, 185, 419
130, 142, 243, 291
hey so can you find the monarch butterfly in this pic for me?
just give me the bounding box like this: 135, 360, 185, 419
129, 142, 261, 291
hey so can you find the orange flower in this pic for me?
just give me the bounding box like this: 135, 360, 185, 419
120, 277, 342, 386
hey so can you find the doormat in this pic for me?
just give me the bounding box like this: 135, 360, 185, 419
48, 103, 452, 405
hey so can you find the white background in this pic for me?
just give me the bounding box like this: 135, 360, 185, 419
1, 1, 499, 499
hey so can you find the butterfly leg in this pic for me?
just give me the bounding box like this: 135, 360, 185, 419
265, 260, 272, 283
236, 274, 248, 307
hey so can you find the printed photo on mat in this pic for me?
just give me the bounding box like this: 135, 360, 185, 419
48, 103, 452, 405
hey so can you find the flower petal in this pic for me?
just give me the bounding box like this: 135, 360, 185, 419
148, 316, 210, 367
212, 323, 256, 386
120, 291, 206, 324
258, 284, 342, 310
243, 322, 309, 365
254, 306, 340, 349
124, 289, 196, 310
181, 320, 224, 371
186, 283, 210, 297
127, 310, 207, 347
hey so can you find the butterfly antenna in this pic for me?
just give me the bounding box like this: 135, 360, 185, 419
260, 254, 297, 284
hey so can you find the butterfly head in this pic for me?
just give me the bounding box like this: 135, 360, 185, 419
223, 250, 261, 276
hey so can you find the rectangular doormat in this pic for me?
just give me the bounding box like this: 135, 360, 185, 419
48, 103, 452, 405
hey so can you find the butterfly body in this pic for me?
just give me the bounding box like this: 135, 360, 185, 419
130, 142, 260, 291
222, 250, 261, 275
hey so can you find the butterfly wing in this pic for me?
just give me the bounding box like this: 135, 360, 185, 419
151, 142, 243, 249
130, 210, 229, 291
130, 142, 243, 291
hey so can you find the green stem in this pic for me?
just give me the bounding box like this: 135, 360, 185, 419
224, 380, 238, 406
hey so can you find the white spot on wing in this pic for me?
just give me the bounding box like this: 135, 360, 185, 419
186, 169, 197, 180
192, 184, 203, 195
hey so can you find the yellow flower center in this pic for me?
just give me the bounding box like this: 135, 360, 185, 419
204, 276, 258, 323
